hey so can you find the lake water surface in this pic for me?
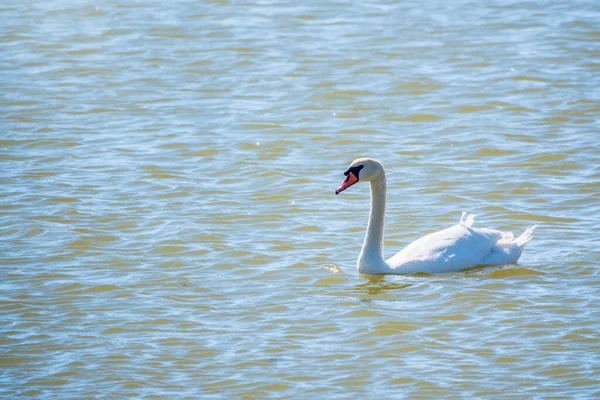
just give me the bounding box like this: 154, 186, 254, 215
2, 0, 599, 398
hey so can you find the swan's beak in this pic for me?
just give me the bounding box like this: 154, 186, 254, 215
335, 172, 358, 195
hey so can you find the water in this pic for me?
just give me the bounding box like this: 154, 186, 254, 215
2, 0, 599, 398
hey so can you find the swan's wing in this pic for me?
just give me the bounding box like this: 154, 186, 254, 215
386, 224, 504, 273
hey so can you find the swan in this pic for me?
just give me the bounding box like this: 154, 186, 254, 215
335, 158, 536, 274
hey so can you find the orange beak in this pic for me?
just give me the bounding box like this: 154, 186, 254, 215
335, 172, 358, 195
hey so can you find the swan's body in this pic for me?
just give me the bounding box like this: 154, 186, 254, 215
335, 158, 536, 275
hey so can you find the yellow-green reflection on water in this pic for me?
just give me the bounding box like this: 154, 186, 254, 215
2, 0, 600, 398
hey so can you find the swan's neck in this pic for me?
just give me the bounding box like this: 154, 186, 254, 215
358, 174, 389, 273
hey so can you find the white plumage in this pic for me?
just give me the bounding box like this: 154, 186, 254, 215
335, 158, 536, 275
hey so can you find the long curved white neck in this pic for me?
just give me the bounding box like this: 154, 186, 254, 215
358, 173, 389, 273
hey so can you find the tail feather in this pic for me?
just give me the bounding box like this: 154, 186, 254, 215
515, 225, 536, 247
482, 225, 537, 265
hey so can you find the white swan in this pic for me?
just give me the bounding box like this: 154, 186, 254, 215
335, 158, 536, 274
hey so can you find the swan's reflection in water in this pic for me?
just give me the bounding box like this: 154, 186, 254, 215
352, 275, 412, 296
322, 264, 412, 300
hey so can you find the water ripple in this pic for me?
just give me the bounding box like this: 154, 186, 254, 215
2, 0, 600, 398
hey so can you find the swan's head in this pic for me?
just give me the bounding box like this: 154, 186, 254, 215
335, 158, 384, 195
